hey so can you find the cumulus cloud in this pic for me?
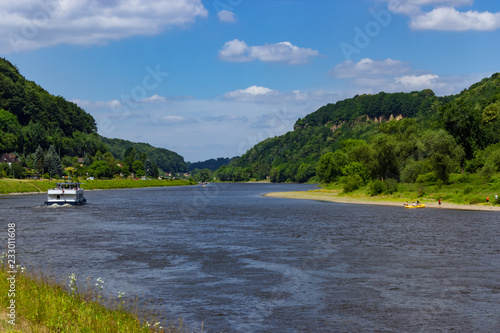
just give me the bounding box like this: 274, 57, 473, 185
142, 94, 170, 103
223, 85, 278, 101
381, 0, 500, 31
330, 58, 411, 79
217, 10, 237, 23
0, 0, 208, 53
218, 39, 320, 64
328, 57, 483, 95
395, 74, 441, 89
410, 7, 500, 31
383, 0, 473, 15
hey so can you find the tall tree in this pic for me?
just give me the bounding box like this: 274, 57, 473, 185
144, 158, 158, 178
33, 145, 44, 174
44, 145, 63, 177
418, 129, 465, 183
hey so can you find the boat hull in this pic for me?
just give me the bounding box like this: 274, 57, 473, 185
44, 198, 86, 206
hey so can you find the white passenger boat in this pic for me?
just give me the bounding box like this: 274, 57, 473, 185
44, 182, 86, 206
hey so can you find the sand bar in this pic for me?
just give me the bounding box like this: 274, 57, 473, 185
264, 190, 500, 212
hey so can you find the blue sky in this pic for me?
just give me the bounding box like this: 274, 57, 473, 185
2, 0, 500, 162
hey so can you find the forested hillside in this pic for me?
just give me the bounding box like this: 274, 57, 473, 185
101, 137, 187, 173
214, 73, 500, 189
187, 157, 233, 171
0, 57, 187, 178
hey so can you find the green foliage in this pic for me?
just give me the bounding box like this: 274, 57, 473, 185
191, 168, 212, 182
44, 145, 63, 177
418, 129, 464, 183
295, 89, 440, 129
416, 172, 438, 184
188, 157, 233, 171
341, 174, 363, 193
144, 158, 159, 178
368, 180, 384, 196
296, 162, 316, 183
101, 137, 187, 173
317, 151, 348, 183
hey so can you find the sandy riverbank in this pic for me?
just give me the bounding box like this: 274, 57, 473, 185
264, 190, 500, 212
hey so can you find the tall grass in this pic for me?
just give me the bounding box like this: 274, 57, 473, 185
0, 257, 198, 332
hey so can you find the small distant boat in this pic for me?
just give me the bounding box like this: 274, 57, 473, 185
44, 182, 86, 206
405, 204, 425, 209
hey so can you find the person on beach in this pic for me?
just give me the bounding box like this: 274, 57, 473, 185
439, 198, 441, 206
486, 196, 489, 203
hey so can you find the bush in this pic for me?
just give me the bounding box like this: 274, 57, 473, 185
416, 172, 437, 184
384, 178, 398, 194
368, 180, 384, 196
463, 186, 473, 195
341, 174, 363, 193
401, 160, 430, 183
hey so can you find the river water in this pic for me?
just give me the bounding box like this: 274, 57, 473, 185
1, 183, 500, 332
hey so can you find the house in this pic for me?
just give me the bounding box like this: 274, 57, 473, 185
77, 157, 84, 166
0, 153, 19, 166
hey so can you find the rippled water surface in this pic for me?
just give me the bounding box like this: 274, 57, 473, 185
2, 183, 500, 332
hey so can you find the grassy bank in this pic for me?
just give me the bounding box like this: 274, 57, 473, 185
0, 261, 194, 332
0, 179, 196, 195
266, 173, 500, 211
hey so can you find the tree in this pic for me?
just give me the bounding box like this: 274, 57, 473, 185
144, 158, 159, 178
33, 145, 45, 175
418, 129, 464, 183
44, 145, 63, 178
317, 151, 348, 183
83, 154, 91, 166
296, 163, 315, 183
132, 160, 144, 175
88, 161, 109, 179
371, 134, 399, 180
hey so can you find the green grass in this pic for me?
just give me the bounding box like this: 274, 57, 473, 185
0, 179, 196, 195
321, 172, 500, 205
0, 261, 196, 332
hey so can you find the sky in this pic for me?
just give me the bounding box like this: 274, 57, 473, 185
1, 0, 500, 162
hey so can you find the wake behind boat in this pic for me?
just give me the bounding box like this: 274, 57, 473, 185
44, 182, 86, 206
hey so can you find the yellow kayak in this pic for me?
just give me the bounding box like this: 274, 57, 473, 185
405, 204, 425, 209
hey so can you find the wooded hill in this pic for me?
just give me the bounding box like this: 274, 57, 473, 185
0, 57, 187, 175
215, 73, 500, 187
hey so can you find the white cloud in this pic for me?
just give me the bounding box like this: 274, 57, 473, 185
142, 94, 170, 103
330, 58, 411, 79
381, 0, 500, 31
72, 99, 122, 109
329, 57, 486, 95
410, 7, 500, 31
0, 0, 208, 53
223, 85, 278, 101
383, 0, 473, 15
159, 115, 196, 125
218, 39, 320, 64
217, 10, 236, 23
395, 74, 441, 89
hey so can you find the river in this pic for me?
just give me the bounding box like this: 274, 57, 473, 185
1, 183, 499, 332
